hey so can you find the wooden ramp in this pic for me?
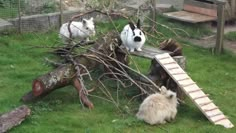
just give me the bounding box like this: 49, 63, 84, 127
155, 53, 234, 128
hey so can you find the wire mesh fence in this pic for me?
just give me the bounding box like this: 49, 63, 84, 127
0, 0, 19, 19
0, 0, 89, 33
0, 0, 128, 34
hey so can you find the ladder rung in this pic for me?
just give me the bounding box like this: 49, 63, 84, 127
199, 101, 212, 107
204, 107, 219, 112
163, 62, 176, 65
213, 116, 227, 123
187, 88, 201, 93
193, 94, 208, 101
158, 56, 170, 60
208, 112, 223, 118
172, 72, 185, 75
177, 77, 190, 82
168, 67, 179, 70
182, 82, 196, 87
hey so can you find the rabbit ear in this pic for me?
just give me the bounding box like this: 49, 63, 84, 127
90, 17, 94, 21
82, 19, 87, 25
129, 22, 135, 31
137, 19, 141, 29
161, 86, 167, 93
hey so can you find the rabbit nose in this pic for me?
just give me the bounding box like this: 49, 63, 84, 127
134, 36, 141, 42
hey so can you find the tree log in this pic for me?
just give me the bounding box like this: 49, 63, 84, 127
22, 31, 127, 108
21, 64, 75, 103
0, 105, 31, 133
32, 64, 75, 97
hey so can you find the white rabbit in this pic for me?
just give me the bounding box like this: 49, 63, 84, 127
59, 17, 95, 44
120, 19, 146, 52
136, 86, 178, 125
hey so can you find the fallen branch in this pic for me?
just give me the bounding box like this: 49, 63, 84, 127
0, 105, 31, 133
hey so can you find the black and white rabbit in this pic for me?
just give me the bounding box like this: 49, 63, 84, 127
120, 19, 146, 52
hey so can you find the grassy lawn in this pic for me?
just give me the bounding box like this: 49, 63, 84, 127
0, 17, 236, 133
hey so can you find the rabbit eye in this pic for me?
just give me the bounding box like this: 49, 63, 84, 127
86, 27, 89, 30
140, 32, 142, 35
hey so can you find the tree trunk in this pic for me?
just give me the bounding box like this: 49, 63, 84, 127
0, 105, 31, 133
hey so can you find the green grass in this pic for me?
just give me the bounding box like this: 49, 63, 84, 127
0, 19, 236, 133
225, 31, 236, 41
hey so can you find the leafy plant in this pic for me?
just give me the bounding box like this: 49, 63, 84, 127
41, 1, 57, 13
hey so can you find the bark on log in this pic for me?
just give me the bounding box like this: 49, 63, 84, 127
32, 64, 75, 97
0, 105, 31, 133
21, 64, 75, 102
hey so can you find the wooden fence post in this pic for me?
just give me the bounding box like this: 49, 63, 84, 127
17, 0, 22, 34
215, 0, 226, 54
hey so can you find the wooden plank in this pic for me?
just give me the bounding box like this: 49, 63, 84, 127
184, 0, 217, 10
155, 53, 234, 128
183, 4, 217, 17
130, 46, 171, 59
163, 11, 217, 23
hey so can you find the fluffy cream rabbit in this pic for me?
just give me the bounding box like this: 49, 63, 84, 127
136, 86, 178, 125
